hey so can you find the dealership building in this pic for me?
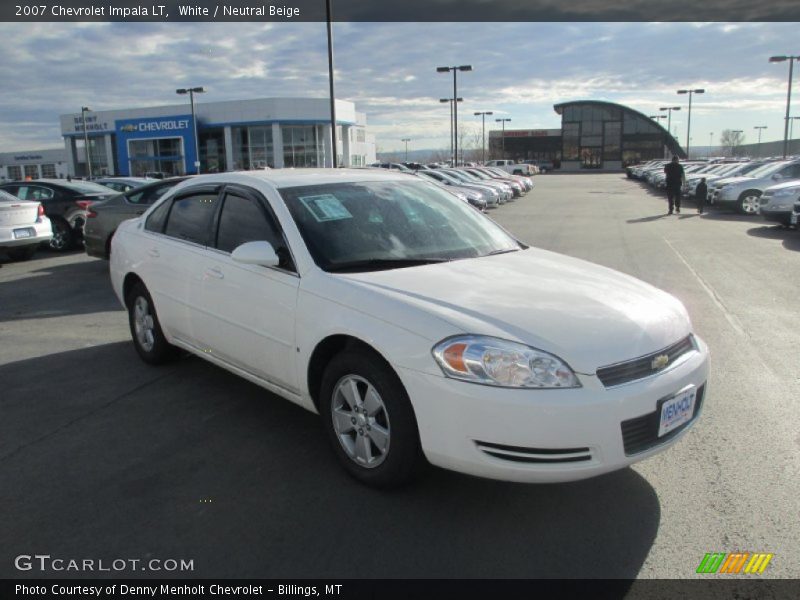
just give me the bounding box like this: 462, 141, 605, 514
59, 97, 376, 177
489, 100, 686, 171
0, 148, 70, 182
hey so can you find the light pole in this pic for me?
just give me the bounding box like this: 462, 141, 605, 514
401, 138, 411, 162
769, 55, 799, 159
659, 106, 681, 140
81, 106, 92, 179
676, 89, 704, 158
474, 111, 493, 164
326, 0, 337, 167
176, 86, 205, 174
440, 97, 463, 166
495, 118, 511, 160
731, 129, 744, 156
437, 65, 472, 166
754, 125, 767, 156
709, 132, 714, 152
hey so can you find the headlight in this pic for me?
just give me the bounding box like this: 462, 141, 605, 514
432, 335, 581, 389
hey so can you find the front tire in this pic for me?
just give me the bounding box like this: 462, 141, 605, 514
320, 350, 424, 488
738, 191, 761, 215
126, 281, 179, 365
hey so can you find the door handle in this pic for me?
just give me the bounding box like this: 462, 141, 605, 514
147, 248, 160, 258
205, 267, 224, 280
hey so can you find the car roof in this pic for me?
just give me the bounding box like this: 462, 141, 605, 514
174, 169, 416, 190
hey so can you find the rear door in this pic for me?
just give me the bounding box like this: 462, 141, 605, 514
196, 184, 300, 392
139, 184, 221, 348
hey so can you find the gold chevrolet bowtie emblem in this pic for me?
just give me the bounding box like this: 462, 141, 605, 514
651, 354, 669, 370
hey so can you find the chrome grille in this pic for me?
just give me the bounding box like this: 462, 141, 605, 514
596, 335, 696, 388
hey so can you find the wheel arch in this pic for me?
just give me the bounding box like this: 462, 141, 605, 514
122, 272, 145, 309
307, 334, 402, 412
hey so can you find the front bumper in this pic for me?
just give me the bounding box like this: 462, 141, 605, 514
399, 336, 709, 483
760, 206, 794, 225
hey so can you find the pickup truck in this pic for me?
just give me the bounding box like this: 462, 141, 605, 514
484, 159, 537, 176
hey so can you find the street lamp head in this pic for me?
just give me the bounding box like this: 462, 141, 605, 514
81, 106, 90, 112
190, 87, 205, 93
458, 65, 473, 72
455, 97, 463, 102
176, 88, 187, 94
677, 90, 688, 94
439, 98, 450, 103
436, 66, 451, 73
694, 89, 705, 94
769, 56, 788, 62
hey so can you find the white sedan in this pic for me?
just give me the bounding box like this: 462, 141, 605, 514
110, 170, 709, 488
0, 189, 52, 261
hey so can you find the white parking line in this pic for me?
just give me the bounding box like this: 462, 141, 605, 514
662, 237, 747, 338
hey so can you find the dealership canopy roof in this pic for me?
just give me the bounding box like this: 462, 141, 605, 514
553, 100, 687, 159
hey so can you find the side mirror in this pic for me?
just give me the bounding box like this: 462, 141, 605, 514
231, 241, 279, 267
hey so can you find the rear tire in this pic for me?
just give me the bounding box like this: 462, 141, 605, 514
126, 281, 179, 365
6, 245, 37, 261
49, 218, 74, 251
319, 350, 424, 488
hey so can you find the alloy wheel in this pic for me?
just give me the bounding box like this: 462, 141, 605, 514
133, 296, 156, 352
331, 375, 391, 468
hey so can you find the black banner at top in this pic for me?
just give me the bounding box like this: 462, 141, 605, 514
2, 0, 800, 22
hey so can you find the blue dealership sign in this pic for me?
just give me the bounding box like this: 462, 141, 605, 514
115, 114, 195, 176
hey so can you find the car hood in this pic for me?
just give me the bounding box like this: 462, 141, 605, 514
764, 179, 800, 192
714, 176, 755, 187
340, 248, 691, 374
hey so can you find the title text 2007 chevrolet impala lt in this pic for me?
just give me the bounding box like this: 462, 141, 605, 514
110, 170, 709, 487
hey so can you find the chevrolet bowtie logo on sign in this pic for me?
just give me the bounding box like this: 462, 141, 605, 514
120, 124, 137, 132
651, 354, 670, 370
696, 552, 774, 574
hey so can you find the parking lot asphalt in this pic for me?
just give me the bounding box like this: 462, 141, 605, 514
1, 173, 798, 579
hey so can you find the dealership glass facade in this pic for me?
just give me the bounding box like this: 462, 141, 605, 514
489, 101, 685, 171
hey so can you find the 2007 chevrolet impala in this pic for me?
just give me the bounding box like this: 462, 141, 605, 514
110, 169, 709, 487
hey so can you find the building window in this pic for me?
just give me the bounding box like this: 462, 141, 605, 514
41, 164, 57, 178
282, 125, 321, 168
356, 129, 366, 143
24, 165, 39, 179
128, 138, 185, 177
562, 122, 580, 161
199, 128, 227, 173
232, 126, 274, 170
7, 166, 22, 180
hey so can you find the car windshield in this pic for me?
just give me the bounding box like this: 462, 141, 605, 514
445, 170, 479, 183
747, 162, 787, 178
280, 180, 521, 272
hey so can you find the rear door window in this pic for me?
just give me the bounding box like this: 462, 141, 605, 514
163, 191, 219, 245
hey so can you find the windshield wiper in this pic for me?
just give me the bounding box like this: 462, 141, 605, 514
485, 247, 522, 256
327, 258, 449, 273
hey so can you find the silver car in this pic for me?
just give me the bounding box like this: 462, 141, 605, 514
759, 180, 800, 226
712, 160, 800, 214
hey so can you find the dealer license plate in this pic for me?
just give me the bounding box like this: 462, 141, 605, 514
658, 386, 696, 437
13, 228, 33, 239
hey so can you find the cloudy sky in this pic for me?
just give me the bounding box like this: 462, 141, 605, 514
0, 21, 796, 153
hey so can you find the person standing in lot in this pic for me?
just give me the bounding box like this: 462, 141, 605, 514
664, 155, 685, 214
695, 177, 708, 214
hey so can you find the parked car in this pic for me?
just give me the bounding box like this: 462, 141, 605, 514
442, 169, 513, 202
0, 189, 52, 261
417, 169, 500, 207
463, 167, 526, 196
84, 177, 190, 259
111, 169, 709, 488
791, 197, 800, 228
683, 161, 767, 197
415, 172, 487, 211
482, 167, 534, 192
710, 160, 800, 214
94, 177, 154, 193
0, 179, 116, 250
369, 162, 414, 173
758, 180, 800, 226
